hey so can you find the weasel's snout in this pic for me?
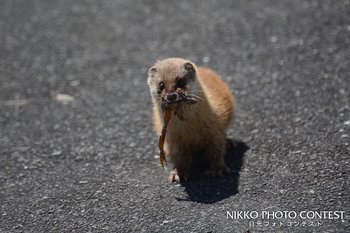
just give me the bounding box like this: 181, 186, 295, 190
161, 92, 183, 110
165, 93, 178, 102
163, 92, 182, 103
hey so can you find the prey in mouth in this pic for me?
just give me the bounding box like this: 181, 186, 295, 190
161, 90, 197, 120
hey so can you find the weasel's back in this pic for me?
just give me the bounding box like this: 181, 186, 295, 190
197, 67, 235, 129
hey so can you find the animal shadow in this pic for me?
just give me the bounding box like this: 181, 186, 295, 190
177, 139, 249, 204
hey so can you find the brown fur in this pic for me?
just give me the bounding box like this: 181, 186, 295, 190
148, 58, 235, 182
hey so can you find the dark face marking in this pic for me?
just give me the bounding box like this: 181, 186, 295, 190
158, 81, 165, 94
176, 77, 187, 89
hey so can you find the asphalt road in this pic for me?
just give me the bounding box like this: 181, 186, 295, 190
1, 0, 349, 232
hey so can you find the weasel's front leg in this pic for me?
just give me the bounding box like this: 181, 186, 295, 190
204, 137, 230, 177
168, 149, 192, 182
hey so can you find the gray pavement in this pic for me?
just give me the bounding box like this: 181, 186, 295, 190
0, 0, 349, 232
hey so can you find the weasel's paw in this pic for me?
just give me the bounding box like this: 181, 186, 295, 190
168, 169, 187, 183
204, 166, 231, 178
168, 169, 180, 182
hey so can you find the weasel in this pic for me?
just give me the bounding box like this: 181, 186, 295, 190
147, 58, 235, 182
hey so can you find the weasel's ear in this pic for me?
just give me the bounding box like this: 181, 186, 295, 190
184, 62, 194, 72
183, 62, 196, 79
148, 67, 157, 77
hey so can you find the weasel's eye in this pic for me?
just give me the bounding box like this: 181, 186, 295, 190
159, 82, 165, 91
176, 79, 187, 88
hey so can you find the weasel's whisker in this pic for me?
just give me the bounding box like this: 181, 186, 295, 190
188, 93, 205, 102
191, 89, 205, 94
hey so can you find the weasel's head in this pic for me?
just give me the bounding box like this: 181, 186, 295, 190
147, 58, 199, 110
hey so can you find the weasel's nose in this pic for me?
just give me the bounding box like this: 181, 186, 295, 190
166, 93, 178, 102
